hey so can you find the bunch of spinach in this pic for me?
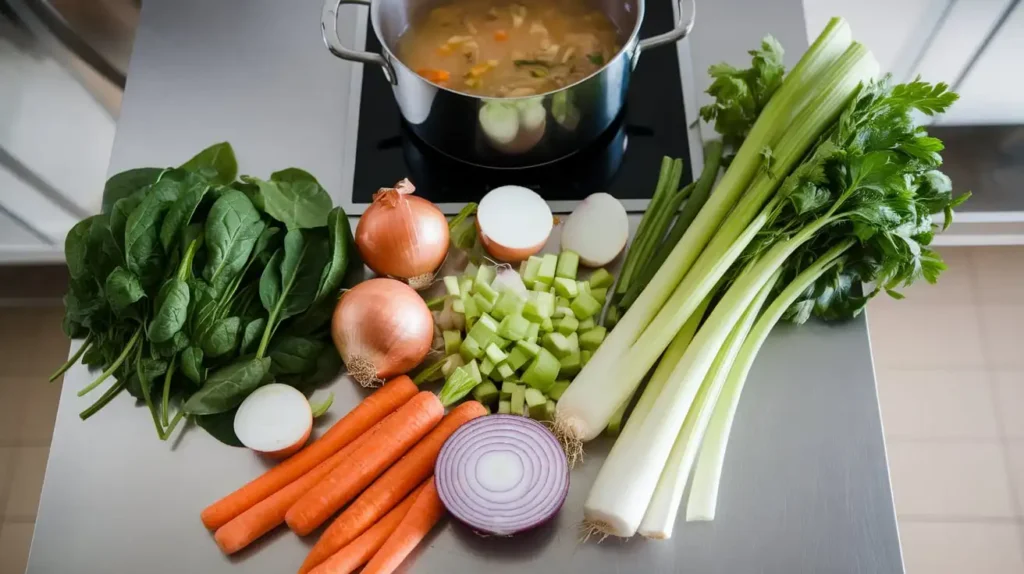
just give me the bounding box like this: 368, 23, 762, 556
52, 143, 355, 445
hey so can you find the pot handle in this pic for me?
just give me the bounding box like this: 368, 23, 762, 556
638, 0, 696, 52
321, 0, 396, 84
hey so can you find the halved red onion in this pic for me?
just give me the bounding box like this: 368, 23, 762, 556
434, 415, 569, 536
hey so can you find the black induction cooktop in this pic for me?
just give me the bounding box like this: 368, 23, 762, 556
351, 0, 693, 207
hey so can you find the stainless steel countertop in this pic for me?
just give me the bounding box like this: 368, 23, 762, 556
27, 0, 903, 572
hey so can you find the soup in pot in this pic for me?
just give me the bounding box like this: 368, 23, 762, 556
396, 0, 621, 97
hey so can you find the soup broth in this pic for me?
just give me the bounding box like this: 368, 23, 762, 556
396, 0, 621, 97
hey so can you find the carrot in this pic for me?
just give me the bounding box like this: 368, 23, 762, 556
416, 68, 451, 83
307, 482, 428, 574
361, 479, 445, 574
213, 415, 392, 555
200, 376, 417, 530
285, 391, 444, 535
494, 29, 508, 41
299, 401, 486, 572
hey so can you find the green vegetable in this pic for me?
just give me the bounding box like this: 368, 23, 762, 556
510, 385, 526, 415
570, 292, 602, 320
521, 256, 542, 287
440, 366, 479, 406
588, 268, 614, 289
497, 314, 530, 341
413, 359, 447, 384
500, 381, 521, 401
548, 381, 570, 401
525, 388, 547, 418
472, 381, 499, 405
310, 393, 334, 418
580, 327, 607, 351
183, 357, 271, 416
449, 203, 479, 251
498, 400, 512, 414
555, 251, 579, 279
521, 348, 559, 392
444, 276, 461, 296
243, 170, 333, 230
443, 331, 463, 355
536, 254, 557, 285
553, 277, 579, 299
555, 315, 579, 335
496, 361, 516, 380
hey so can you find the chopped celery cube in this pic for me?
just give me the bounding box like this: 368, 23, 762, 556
459, 337, 485, 361
553, 305, 574, 319
413, 359, 446, 384
579, 317, 596, 331
515, 340, 540, 357
558, 351, 582, 377
465, 359, 483, 384
488, 363, 504, 382
480, 356, 495, 377
477, 313, 499, 333
549, 285, 557, 295
581, 349, 592, 365
441, 355, 465, 378
484, 343, 508, 364
590, 287, 608, 303
542, 399, 556, 420
468, 319, 498, 348
523, 291, 555, 322
567, 332, 580, 354
576, 280, 591, 297
521, 256, 543, 288
498, 400, 512, 414
500, 381, 521, 401
555, 315, 579, 335
539, 316, 553, 333
482, 404, 492, 414
497, 314, 531, 341
548, 380, 570, 401
536, 254, 558, 285
475, 281, 499, 304
604, 304, 620, 328
571, 292, 602, 320
506, 346, 531, 371
510, 384, 526, 415
580, 326, 607, 351
542, 332, 572, 358
443, 330, 462, 355
443, 276, 461, 297
525, 388, 547, 418
521, 348, 559, 392
475, 265, 496, 290
472, 292, 494, 313
463, 293, 481, 320
525, 322, 540, 343
491, 291, 525, 320
463, 262, 479, 280
497, 361, 515, 380
460, 278, 474, 296
472, 381, 499, 404
555, 296, 571, 308
588, 268, 614, 289
439, 367, 478, 406
452, 298, 466, 314
555, 250, 579, 279
553, 277, 579, 299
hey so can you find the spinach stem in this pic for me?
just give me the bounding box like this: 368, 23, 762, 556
136, 344, 165, 438
79, 379, 126, 420
49, 333, 92, 382
77, 329, 141, 397
160, 410, 186, 441
161, 358, 177, 427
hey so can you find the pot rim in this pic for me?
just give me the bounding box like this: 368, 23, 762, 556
370, 0, 648, 101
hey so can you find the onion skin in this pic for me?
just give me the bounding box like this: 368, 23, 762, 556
331, 278, 434, 385
355, 179, 449, 282
476, 218, 547, 263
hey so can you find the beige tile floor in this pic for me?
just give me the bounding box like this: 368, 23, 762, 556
0, 248, 1022, 573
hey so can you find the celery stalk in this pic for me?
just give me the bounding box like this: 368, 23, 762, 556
686, 240, 853, 522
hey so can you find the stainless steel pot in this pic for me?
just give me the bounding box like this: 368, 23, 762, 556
322, 0, 694, 167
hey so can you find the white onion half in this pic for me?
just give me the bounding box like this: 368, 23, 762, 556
434, 415, 569, 536
476, 185, 552, 263
233, 384, 312, 459
560, 192, 628, 267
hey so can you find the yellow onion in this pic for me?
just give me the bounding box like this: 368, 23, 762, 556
355, 179, 449, 289
331, 278, 433, 387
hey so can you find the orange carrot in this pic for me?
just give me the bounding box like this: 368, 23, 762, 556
213, 414, 393, 554
494, 29, 509, 41
299, 401, 485, 572
285, 391, 444, 535
307, 482, 428, 574
361, 479, 445, 574
416, 68, 451, 83
200, 376, 417, 530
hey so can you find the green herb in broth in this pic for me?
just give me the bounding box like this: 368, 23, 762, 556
397, 0, 621, 97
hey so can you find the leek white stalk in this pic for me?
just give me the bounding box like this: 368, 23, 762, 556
686, 240, 854, 521
556, 40, 878, 447
637, 273, 778, 539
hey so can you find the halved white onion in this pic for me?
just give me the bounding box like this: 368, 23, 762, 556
476, 185, 552, 263
233, 384, 312, 459
560, 192, 628, 267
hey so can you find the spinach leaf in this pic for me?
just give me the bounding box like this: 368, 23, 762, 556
260, 229, 331, 325
109, 187, 148, 250
202, 316, 241, 358
240, 318, 266, 354
279, 346, 342, 392
181, 346, 205, 384
64, 217, 97, 281
160, 172, 210, 251
253, 226, 282, 267
203, 190, 265, 293
124, 178, 183, 289
315, 207, 353, 302
183, 356, 270, 415
153, 330, 190, 357
243, 173, 332, 229
196, 409, 244, 447
149, 278, 190, 343
101, 167, 164, 213
180, 142, 238, 185
104, 266, 146, 312
125, 358, 168, 400
269, 336, 325, 375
